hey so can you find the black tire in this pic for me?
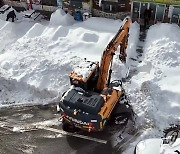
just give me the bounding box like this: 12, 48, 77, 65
163, 125, 180, 144
164, 125, 180, 138
112, 101, 134, 117
62, 121, 81, 133
62, 121, 77, 133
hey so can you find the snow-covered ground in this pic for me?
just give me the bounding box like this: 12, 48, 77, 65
124, 23, 180, 153
0, 7, 180, 153
0, 9, 139, 107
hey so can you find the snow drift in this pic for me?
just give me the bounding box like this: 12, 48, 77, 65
49, 9, 75, 26
0, 10, 139, 108
124, 23, 180, 153
1, 6, 180, 153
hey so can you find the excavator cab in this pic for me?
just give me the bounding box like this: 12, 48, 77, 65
57, 17, 134, 132
58, 60, 106, 132
69, 60, 99, 91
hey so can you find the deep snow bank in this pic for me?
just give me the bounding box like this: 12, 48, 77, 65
142, 23, 180, 127
124, 23, 180, 153
144, 23, 180, 93
75, 17, 122, 33
0, 20, 35, 53
49, 9, 75, 26
0, 15, 139, 108
131, 23, 180, 128
0, 68, 56, 107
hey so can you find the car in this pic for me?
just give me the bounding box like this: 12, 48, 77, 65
135, 128, 180, 154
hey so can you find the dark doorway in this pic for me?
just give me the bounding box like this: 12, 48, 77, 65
132, 2, 140, 22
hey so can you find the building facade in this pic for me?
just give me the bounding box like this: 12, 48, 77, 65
92, 0, 130, 19
131, 1, 180, 26
1, 0, 131, 19
62, 0, 92, 16
2, 0, 179, 23
2, 0, 58, 12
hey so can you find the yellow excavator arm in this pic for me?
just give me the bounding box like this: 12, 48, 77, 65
96, 18, 131, 92
59, 18, 133, 133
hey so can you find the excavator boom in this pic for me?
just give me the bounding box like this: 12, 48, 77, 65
58, 18, 132, 133
96, 18, 131, 92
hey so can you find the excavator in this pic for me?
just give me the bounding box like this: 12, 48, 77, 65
57, 17, 133, 132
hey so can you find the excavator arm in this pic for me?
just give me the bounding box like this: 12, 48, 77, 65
96, 18, 131, 92
58, 18, 133, 132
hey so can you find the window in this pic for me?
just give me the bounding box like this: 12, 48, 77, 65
42, 0, 57, 6
102, 3, 116, 12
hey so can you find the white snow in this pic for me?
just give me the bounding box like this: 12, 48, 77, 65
0, 8, 138, 107
123, 23, 180, 153
72, 60, 98, 81
49, 9, 75, 26
0, 6, 180, 154
130, 23, 180, 129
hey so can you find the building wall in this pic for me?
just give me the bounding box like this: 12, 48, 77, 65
93, 9, 130, 19
92, 0, 130, 19
93, 0, 130, 13
131, 1, 180, 26
42, 0, 57, 6
3, 0, 58, 12
62, 0, 92, 16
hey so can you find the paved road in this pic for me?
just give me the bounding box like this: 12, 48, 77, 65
0, 27, 148, 154
0, 104, 129, 154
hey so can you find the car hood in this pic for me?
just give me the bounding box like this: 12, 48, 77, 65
136, 138, 180, 154
136, 138, 162, 154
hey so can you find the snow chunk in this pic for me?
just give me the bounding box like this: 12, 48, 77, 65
144, 23, 180, 93
49, 9, 75, 26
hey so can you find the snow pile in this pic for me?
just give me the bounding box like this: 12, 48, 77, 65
0, 20, 35, 53
130, 23, 180, 128
124, 23, 180, 153
144, 23, 180, 93
0, 69, 56, 107
0, 15, 139, 107
76, 17, 122, 33
141, 23, 180, 127
49, 9, 75, 26
1, 5, 180, 153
